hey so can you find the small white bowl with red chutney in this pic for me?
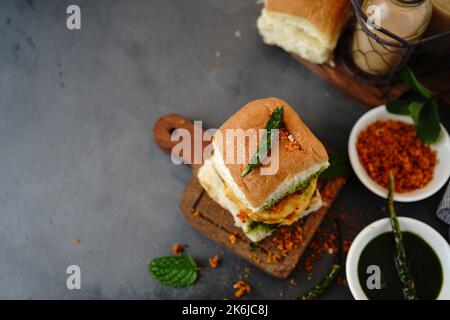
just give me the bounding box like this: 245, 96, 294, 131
348, 105, 450, 202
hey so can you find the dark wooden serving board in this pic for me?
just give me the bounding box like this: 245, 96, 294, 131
292, 34, 450, 108
153, 114, 347, 278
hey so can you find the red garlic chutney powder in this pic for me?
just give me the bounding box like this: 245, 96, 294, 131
356, 120, 437, 193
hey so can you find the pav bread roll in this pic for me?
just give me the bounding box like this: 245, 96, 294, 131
257, 0, 352, 64
197, 97, 329, 242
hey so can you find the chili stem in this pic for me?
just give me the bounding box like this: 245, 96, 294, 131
298, 264, 340, 300
388, 172, 418, 300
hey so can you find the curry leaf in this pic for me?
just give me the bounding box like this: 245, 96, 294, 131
241, 106, 284, 177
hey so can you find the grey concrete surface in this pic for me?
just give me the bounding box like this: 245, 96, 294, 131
0, 0, 449, 299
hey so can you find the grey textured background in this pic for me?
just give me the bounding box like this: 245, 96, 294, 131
0, 0, 449, 299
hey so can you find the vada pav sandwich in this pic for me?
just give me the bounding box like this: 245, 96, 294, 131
198, 98, 329, 242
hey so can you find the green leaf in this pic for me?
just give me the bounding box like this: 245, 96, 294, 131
241, 106, 284, 177
408, 101, 424, 127
415, 101, 441, 144
400, 67, 432, 99
386, 67, 441, 145
320, 152, 350, 180
149, 254, 198, 288
386, 100, 412, 115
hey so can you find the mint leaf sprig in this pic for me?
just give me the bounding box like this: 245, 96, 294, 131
386, 67, 441, 144
149, 254, 198, 288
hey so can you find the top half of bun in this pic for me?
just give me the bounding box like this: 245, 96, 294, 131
212, 97, 328, 208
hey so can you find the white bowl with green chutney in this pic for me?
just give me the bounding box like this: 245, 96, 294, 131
346, 217, 450, 300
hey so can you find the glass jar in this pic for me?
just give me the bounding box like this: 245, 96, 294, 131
352, 0, 432, 76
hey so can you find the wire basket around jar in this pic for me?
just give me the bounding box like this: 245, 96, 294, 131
343, 0, 450, 85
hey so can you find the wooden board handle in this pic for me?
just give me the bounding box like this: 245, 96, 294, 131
152, 114, 209, 168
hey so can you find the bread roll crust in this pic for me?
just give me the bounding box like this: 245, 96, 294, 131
265, 0, 351, 46
213, 97, 328, 208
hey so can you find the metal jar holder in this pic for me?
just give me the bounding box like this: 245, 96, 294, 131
344, 0, 450, 85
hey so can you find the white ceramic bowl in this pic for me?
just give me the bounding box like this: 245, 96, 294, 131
346, 217, 450, 300
348, 105, 450, 202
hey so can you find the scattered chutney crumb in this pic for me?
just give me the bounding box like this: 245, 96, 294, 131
251, 255, 261, 264
302, 224, 338, 273
72, 239, 81, 245
266, 252, 280, 263
280, 129, 301, 152
337, 277, 348, 286
289, 278, 297, 286
343, 240, 352, 253
233, 280, 252, 298
209, 255, 220, 268
270, 222, 306, 258
300, 209, 360, 276
228, 234, 237, 245
171, 243, 183, 255
237, 211, 248, 223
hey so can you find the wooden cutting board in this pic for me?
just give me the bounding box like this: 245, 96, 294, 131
153, 114, 347, 278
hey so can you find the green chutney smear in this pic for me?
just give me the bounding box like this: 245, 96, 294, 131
358, 231, 443, 300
